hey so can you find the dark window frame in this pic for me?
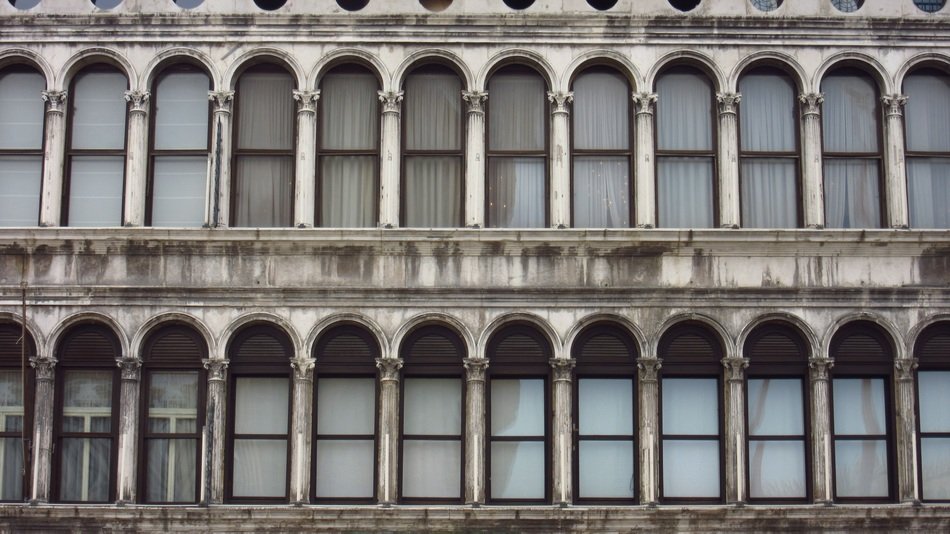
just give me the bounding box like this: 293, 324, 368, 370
0, 323, 36, 502
0, 64, 47, 227
913, 321, 950, 503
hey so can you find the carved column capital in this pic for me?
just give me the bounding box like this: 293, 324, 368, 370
549, 358, 576, 383
117, 357, 142, 381
547, 91, 574, 115
293, 90, 321, 114
895, 358, 919, 382
291, 358, 316, 381
721, 357, 750, 382
202, 358, 230, 383
376, 357, 404, 382
378, 90, 404, 115
124, 90, 151, 114
462, 90, 488, 114
716, 92, 742, 115
209, 91, 234, 114
882, 94, 909, 118
632, 92, 658, 116
799, 93, 824, 118
637, 357, 662, 383
29, 356, 57, 381
41, 90, 67, 114
808, 357, 835, 381
463, 358, 489, 382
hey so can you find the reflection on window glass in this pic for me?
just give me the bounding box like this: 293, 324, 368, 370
831, 0, 863, 13
832, 377, 889, 498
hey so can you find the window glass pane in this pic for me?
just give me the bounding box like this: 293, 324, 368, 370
236, 71, 293, 150
573, 70, 629, 150
921, 437, 950, 500
490, 441, 544, 499
320, 71, 378, 150
491, 379, 544, 437
154, 71, 209, 150
0, 156, 42, 226
0, 371, 23, 414
148, 371, 198, 433
151, 156, 206, 227
907, 158, 950, 229
662, 378, 718, 435
405, 71, 461, 151
402, 439, 461, 498
234, 377, 288, 435
233, 155, 293, 227
823, 158, 881, 229
320, 155, 376, 227
578, 378, 633, 436
404, 156, 461, 228
60, 437, 111, 501
63, 370, 112, 432
822, 73, 879, 153
739, 72, 795, 152
68, 155, 124, 226
903, 73, 950, 152
232, 438, 286, 497
0, 437, 22, 500
316, 378, 375, 435
747, 378, 803, 436
578, 440, 634, 498
314, 439, 374, 498
919, 371, 950, 433
833, 378, 885, 436
657, 71, 712, 151
146, 437, 197, 502
488, 72, 544, 151
487, 157, 545, 228
748, 440, 806, 499
71, 71, 127, 150
741, 158, 797, 228
573, 156, 630, 228
662, 439, 720, 498
0, 70, 44, 149
834, 439, 888, 497
657, 157, 714, 228
404, 378, 461, 435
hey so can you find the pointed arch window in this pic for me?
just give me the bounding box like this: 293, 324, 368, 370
914, 322, 950, 501
0, 66, 44, 226
903, 69, 950, 229
0, 323, 35, 501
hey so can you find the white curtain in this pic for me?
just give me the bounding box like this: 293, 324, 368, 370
152, 156, 207, 227
491, 379, 544, 437
404, 157, 461, 227
741, 159, 797, 228
488, 157, 545, 228
402, 378, 462, 498
154, 71, 209, 151
658, 157, 714, 228
832, 378, 889, 498
71, 71, 127, 150
915, 372, 950, 499
145, 372, 198, 503
315, 378, 375, 498
234, 156, 293, 227
232, 377, 288, 498
824, 159, 881, 228
320, 156, 375, 227
488, 72, 544, 151
490, 441, 545, 500
747, 379, 806, 499
578, 379, 634, 498
573, 156, 630, 228
661, 378, 720, 498
60, 370, 112, 502
0, 155, 42, 226
0, 70, 44, 149
573, 71, 629, 150
578, 378, 633, 435
907, 159, 950, 229
904, 73, 950, 229
490, 379, 545, 500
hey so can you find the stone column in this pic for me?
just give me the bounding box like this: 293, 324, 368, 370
122, 91, 150, 227
375, 357, 403, 505
550, 358, 575, 504
882, 95, 910, 229
632, 93, 658, 228
547, 92, 573, 229
799, 93, 826, 228
717, 93, 742, 229
462, 91, 487, 228
377, 91, 404, 228
293, 91, 320, 228
808, 357, 834, 504
202, 358, 228, 505
636, 357, 661, 505
289, 358, 315, 504
115, 357, 142, 503
28, 356, 56, 503
894, 357, 919, 504
207, 91, 234, 228
722, 356, 749, 504
39, 91, 67, 227
463, 358, 488, 505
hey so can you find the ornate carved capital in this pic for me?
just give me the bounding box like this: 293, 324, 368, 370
378, 90, 404, 115
895, 358, 919, 382
375, 357, 404, 382
117, 357, 142, 381
632, 92, 658, 116
547, 91, 574, 115
209, 91, 234, 114
637, 358, 662, 383
716, 92, 741, 115
463, 358, 489, 382
41, 90, 67, 115
549, 358, 576, 382
29, 356, 57, 381
808, 357, 835, 381
799, 93, 824, 118
293, 90, 321, 114
882, 94, 908, 118
124, 90, 151, 115
291, 358, 316, 381
462, 90, 488, 114
202, 358, 229, 382
721, 357, 750, 382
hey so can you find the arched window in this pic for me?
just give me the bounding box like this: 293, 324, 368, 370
486, 324, 551, 502
0, 66, 45, 227
572, 324, 637, 503
0, 323, 35, 501
65, 66, 128, 227
139, 324, 207, 504
148, 65, 211, 227
571, 68, 632, 228
317, 65, 379, 228
225, 324, 293, 503
744, 322, 809, 502
821, 69, 883, 228
487, 65, 547, 228
656, 67, 717, 228
903, 69, 950, 229
311, 324, 379, 502
402, 65, 464, 228
658, 322, 723, 502
232, 65, 295, 227
738, 67, 801, 228
54, 324, 121, 503
399, 325, 466, 502
829, 321, 894, 501
914, 322, 950, 501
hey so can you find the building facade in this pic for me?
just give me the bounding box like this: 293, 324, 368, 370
0, 0, 949, 531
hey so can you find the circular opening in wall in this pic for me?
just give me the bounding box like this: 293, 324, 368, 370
254, 0, 286, 10
914, 0, 946, 12
90, 0, 122, 9
173, 0, 203, 9
830, 0, 863, 12
337, 0, 369, 11
668, 0, 700, 12
419, 0, 452, 12
750, 0, 782, 11
587, 0, 618, 10
8, 0, 41, 9
503, 0, 535, 10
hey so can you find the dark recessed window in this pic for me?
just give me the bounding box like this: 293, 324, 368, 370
669, 0, 701, 12
8, 0, 40, 9
915, 0, 946, 13
587, 0, 618, 10
173, 0, 204, 9
831, 0, 863, 13
254, 0, 286, 11
503, 0, 535, 10
750, 0, 782, 11
90, 0, 122, 9
337, 0, 369, 11
419, 0, 452, 12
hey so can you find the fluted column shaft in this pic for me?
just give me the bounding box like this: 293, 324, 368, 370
28, 356, 55, 503
123, 91, 150, 226
202, 358, 228, 504
39, 91, 67, 226
717, 93, 741, 228
463, 358, 488, 504
809, 357, 834, 503
293, 91, 320, 228
208, 91, 234, 227
722, 357, 749, 504
550, 358, 575, 504
800, 94, 826, 228
115, 357, 142, 503
633, 93, 657, 228
463, 91, 487, 228
882, 95, 910, 229
637, 357, 661, 504
548, 92, 573, 228
894, 358, 919, 503
289, 358, 315, 504
376, 357, 403, 504
378, 91, 403, 228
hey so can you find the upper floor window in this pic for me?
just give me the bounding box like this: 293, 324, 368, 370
738, 68, 800, 228
571, 68, 632, 228
487, 66, 547, 228
233, 65, 294, 228
821, 70, 883, 228
0, 67, 44, 227
656, 68, 717, 228
402, 66, 464, 228
914, 322, 950, 501
148, 66, 210, 227
903, 69, 950, 229
0, 323, 35, 502
318, 65, 379, 228
65, 67, 128, 227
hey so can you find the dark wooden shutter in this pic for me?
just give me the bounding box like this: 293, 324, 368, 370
59, 325, 119, 365
489, 325, 550, 367
145, 325, 206, 366
915, 323, 950, 364
401, 325, 465, 372
658, 323, 722, 373
744, 323, 808, 371
0, 323, 35, 367
831, 321, 893, 373
230, 326, 292, 364
314, 325, 379, 372
573, 326, 636, 373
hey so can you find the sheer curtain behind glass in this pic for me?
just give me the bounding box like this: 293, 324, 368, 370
232, 377, 289, 498
656, 70, 715, 228
314, 377, 376, 498
490, 379, 545, 499
832, 377, 889, 497
739, 71, 798, 228
0, 371, 23, 500
747, 378, 806, 498
661, 378, 720, 498
146, 371, 198, 502
918, 371, 950, 499
572, 70, 630, 228
577, 378, 635, 498
234, 69, 294, 227
402, 378, 462, 498
904, 72, 950, 229
0, 70, 44, 226
60, 370, 112, 502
